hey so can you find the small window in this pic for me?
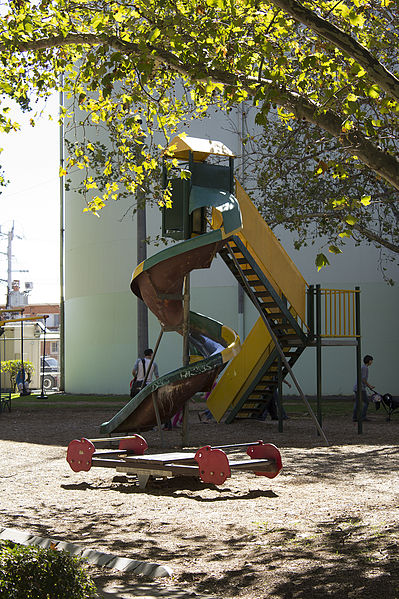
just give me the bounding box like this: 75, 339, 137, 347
47, 314, 60, 329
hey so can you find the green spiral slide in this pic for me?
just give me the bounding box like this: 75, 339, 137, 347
100, 198, 242, 435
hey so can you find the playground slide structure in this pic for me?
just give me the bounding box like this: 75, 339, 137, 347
100, 230, 241, 434
101, 136, 309, 434
206, 181, 308, 422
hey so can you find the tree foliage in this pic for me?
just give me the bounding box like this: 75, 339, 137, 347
0, 0, 398, 256
249, 117, 399, 274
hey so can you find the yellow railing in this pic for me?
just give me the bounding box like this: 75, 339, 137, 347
234, 181, 307, 323
319, 288, 360, 338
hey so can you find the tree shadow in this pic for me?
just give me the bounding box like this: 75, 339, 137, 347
180, 517, 399, 599
2, 501, 398, 599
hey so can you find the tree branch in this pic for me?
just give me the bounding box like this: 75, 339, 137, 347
271, 86, 399, 191
277, 210, 399, 253
3, 31, 399, 191
0, 33, 105, 53
269, 0, 399, 102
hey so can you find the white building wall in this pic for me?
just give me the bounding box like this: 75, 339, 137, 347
64, 109, 399, 396
279, 238, 398, 396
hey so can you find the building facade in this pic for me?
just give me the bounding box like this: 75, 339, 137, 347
64, 111, 399, 397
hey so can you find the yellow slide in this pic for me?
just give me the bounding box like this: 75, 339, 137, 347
207, 181, 308, 422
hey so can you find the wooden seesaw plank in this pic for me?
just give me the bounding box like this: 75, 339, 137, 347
66, 436, 282, 488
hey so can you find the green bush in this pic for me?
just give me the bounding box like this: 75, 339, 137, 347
0, 360, 34, 392
0, 541, 97, 599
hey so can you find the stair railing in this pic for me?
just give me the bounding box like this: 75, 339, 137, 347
227, 245, 330, 446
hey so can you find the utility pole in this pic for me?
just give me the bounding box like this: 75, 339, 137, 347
59, 81, 66, 392
0, 227, 8, 296
6, 222, 14, 308
3, 223, 28, 309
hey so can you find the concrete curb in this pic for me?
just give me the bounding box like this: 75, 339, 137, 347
0, 527, 172, 579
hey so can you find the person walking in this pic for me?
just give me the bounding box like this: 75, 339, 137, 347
353, 354, 374, 422
130, 348, 159, 397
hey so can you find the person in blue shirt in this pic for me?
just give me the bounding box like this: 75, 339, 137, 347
16, 368, 31, 396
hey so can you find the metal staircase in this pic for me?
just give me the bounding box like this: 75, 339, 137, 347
219, 235, 309, 422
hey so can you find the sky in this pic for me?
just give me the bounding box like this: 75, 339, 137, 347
0, 93, 60, 304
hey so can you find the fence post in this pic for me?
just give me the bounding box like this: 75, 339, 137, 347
277, 355, 283, 433
355, 286, 362, 434
316, 285, 322, 430
307, 285, 315, 341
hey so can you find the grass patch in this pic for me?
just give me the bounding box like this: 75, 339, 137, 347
8, 392, 129, 410
284, 396, 353, 417
7, 392, 355, 419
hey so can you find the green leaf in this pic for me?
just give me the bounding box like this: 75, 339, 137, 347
315, 253, 330, 271
328, 245, 343, 255
345, 215, 357, 226
348, 11, 366, 27
335, 3, 350, 17
346, 93, 358, 102
0, 82, 13, 94
360, 195, 371, 206
367, 85, 380, 99
91, 15, 104, 29
149, 28, 161, 42
113, 8, 126, 23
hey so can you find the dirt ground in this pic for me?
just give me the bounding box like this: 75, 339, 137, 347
0, 399, 398, 599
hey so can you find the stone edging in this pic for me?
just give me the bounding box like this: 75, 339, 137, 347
0, 527, 172, 579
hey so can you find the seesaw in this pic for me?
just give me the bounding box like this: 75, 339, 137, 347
66, 435, 282, 489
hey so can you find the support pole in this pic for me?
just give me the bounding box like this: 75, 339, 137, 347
59, 81, 65, 392
277, 356, 283, 433
238, 284, 245, 342
152, 394, 164, 448
138, 328, 164, 445
20, 319, 25, 394
38, 317, 48, 399
0, 327, 2, 400
136, 191, 148, 358
316, 285, 322, 431
355, 287, 362, 434
142, 328, 163, 387
181, 274, 190, 447
227, 246, 329, 445
307, 285, 315, 341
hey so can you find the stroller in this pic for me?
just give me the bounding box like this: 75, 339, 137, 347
371, 392, 399, 421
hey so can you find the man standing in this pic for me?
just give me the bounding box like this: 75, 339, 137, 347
131, 348, 159, 397
353, 355, 374, 422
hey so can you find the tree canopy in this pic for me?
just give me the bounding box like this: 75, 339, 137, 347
0, 0, 398, 262
249, 116, 398, 275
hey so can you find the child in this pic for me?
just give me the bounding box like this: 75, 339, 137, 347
198, 382, 217, 422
